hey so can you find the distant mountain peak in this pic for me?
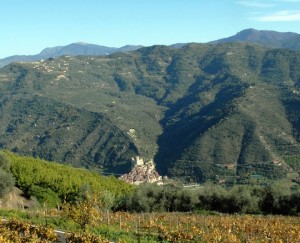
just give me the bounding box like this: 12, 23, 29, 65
75, 42, 89, 45
236, 28, 297, 39
211, 28, 299, 49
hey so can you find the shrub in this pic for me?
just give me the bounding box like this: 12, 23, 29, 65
0, 153, 14, 198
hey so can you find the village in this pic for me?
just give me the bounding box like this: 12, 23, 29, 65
119, 156, 166, 185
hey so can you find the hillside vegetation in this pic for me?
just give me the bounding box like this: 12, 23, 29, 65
0, 152, 299, 242
0, 43, 300, 183
1, 151, 132, 207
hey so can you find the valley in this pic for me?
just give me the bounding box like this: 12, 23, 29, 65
2, 0, 300, 239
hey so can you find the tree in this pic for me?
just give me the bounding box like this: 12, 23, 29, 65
0, 153, 11, 172
0, 153, 14, 197
62, 192, 102, 231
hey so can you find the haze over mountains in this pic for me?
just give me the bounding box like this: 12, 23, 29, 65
0, 29, 300, 184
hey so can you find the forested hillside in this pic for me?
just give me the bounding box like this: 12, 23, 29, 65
1, 151, 132, 207
0, 42, 300, 183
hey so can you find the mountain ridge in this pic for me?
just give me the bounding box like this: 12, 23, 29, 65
211, 28, 300, 50
2, 28, 300, 68
0, 43, 143, 68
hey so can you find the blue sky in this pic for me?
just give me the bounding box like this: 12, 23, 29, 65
1, 0, 300, 58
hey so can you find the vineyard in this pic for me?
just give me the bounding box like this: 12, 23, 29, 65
1, 211, 299, 242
